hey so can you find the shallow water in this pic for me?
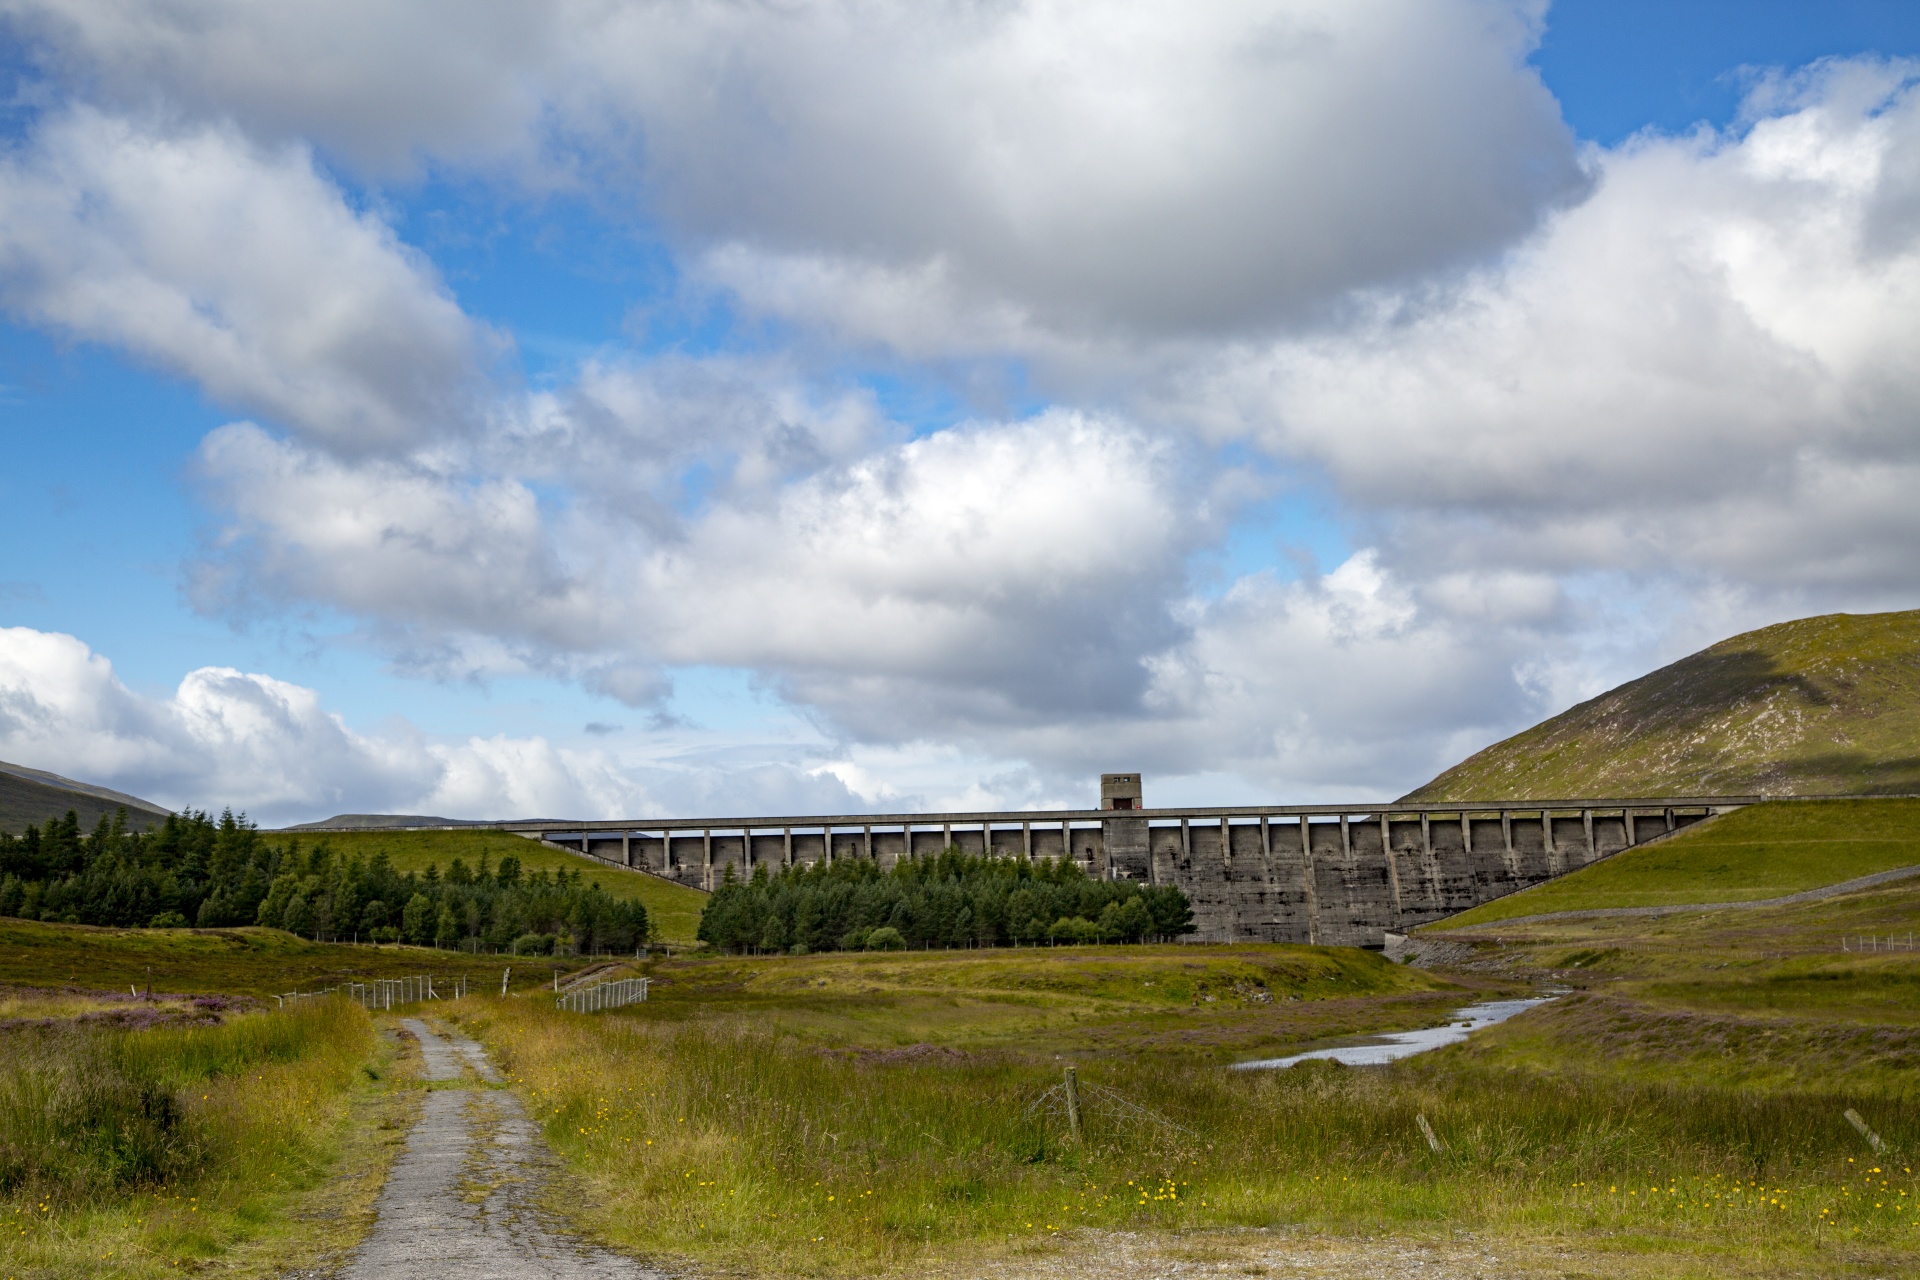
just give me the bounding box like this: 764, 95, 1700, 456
1230, 996, 1557, 1070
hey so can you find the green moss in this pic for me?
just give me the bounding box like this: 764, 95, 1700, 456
1406, 608, 1920, 801
1436, 799, 1920, 926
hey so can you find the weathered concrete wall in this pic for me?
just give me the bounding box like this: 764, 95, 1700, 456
547, 799, 1728, 948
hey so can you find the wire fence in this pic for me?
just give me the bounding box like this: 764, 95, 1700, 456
557, 976, 649, 1013
1841, 933, 1916, 953
273, 974, 472, 1009
1023, 1065, 1197, 1149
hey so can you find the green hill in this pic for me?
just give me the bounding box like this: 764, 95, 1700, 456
284, 827, 708, 946
1406, 609, 1920, 801
0, 759, 170, 835
1431, 798, 1920, 927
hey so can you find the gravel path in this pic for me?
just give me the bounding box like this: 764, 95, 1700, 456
338, 1018, 669, 1280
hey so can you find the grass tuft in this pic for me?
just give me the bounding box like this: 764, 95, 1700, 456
1, 998, 388, 1278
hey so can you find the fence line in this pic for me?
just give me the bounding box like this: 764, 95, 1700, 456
273, 974, 472, 1009
1841, 933, 1916, 953
557, 976, 649, 1013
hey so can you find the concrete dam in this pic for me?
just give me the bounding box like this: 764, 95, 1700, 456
502, 780, 1756, 947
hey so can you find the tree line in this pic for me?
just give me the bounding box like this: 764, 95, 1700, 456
0, 808, 648, 955
696, 848, 1195, 953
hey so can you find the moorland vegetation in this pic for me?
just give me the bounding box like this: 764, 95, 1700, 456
1407, 608, 1920, 800
469, 863, 1920, 1278
3, 799, 1916, 1279
1, 992, 402, 1279
0, 808, 648, 954
694, 849, 1195, 953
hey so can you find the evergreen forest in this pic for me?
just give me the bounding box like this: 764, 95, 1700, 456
695, 849, 1195, 953
0, 808, 648, 955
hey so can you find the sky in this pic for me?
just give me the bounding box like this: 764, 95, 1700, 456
1, 0, 1918, 826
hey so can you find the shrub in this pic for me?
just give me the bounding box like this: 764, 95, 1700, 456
864, 926, 906, 950
512, 932, 555, 956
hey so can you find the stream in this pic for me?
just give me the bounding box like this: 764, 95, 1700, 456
1230, 995, 1558, 1070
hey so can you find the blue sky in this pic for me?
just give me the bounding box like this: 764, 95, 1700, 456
2, 1, 1918, 824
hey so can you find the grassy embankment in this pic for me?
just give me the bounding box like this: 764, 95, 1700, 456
294, 828, 707, 947
1433, 864, 1920, 1090
1438, 798, 1920, 927
455, 889, 1920, 1280
0, 997, 399, 1280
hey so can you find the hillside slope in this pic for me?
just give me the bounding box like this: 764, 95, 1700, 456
1406, 609, 1920, 801
294, 828, 709, 946
0, 759, 170, 835
1430, 798, 1920, 927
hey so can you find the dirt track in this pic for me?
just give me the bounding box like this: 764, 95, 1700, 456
338, 1018, 669, 1280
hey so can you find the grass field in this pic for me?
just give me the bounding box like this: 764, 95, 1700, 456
450, 911, 1920, 1278
9, 800, 1920, 1279
290, 828, 708, 945
627, 943, 1464, 1062
0, 917, 604, 1000
1437, 798, 1920, 927
0, 998, 401, 1280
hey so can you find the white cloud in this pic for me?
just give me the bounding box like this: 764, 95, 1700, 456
6, 7, 1919, 814
605, 0, 1581, 339
196, 407, 1213, 719
1216, 58, 1920, 598
1, 0, 562, 176
6, 0, 1583, 337
0, 626, 891, 825
0, 109, 491, 453
193, 422, 595, 648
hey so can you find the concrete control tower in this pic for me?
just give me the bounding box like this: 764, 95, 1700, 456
1100, 773, 1143, 810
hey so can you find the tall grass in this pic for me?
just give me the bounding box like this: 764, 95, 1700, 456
469, 1000, 1920, 1276
1, 999, 380, 1277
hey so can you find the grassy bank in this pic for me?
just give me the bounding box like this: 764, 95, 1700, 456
1439, 799, 1920, 927
0, 917, 604, 999
0, 998, 394, 1278
292, 828, 707, 945
1437, 872, 1920, 1033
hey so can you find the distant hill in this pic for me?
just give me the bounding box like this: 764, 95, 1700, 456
1405, 609, 1920, 802
284, 814, 497, 831
0, 759, 171, 835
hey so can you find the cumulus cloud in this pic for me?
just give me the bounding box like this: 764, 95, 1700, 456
0, 626, 886, 825
196, 407, 1216, 719
5, 5, 1918, 813
602, 0, 1581, 338
6, 0, 1582, 337
1215, 58, 1920, 599
0, 109, 492, 452
0, 0, 561, 176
